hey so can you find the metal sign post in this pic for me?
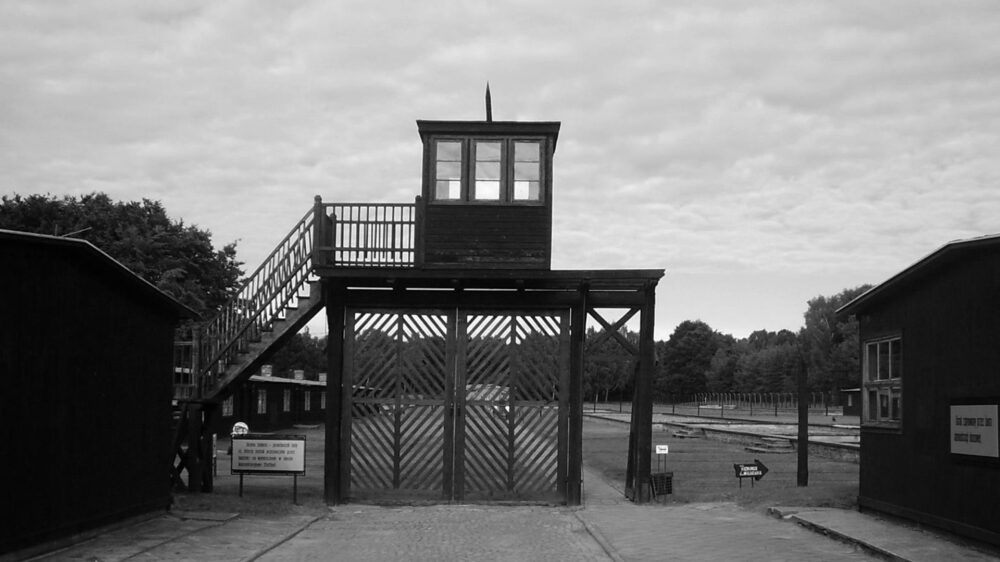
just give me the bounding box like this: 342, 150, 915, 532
650, 444, 672, 499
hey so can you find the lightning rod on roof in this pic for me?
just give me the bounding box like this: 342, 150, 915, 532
486, 82, 493, 122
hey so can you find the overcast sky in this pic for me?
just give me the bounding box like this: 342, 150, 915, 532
4, 1, 999, 340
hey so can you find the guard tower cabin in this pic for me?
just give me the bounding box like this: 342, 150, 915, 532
417, 120, 559, 269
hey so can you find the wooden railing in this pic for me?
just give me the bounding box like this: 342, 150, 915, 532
315, 200, 417, 268
190, 206, 317, 395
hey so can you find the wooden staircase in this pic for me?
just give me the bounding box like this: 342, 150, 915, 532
204, 280, 324, 400
171, 201, 329, 491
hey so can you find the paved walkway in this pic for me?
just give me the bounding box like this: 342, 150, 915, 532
19, 466, 997, 562
13, 412, 998, 561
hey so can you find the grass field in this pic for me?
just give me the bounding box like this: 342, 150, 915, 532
582, 417, 859, 511
173, 417, 859, 515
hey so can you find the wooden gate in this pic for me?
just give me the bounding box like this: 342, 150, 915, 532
344, 309, 569, 502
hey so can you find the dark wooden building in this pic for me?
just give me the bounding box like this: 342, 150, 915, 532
838, 234, 1000, 546
217, 373, 327, 432
0, 230, 193, 556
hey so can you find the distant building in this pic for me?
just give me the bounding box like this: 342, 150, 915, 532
840, 388, 861, 417
219, 373, 327, 432
0, 230, 194, 555
838, 234, 1000, 546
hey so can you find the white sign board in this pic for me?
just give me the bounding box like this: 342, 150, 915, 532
232, 434, 306, 474
655, 444, 669, 455
950, 405, 999, 458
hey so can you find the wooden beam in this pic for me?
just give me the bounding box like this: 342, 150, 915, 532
557, 310, 571, 503
567, 287, 587, 505
325, 283, 347, 504
587, 307, 640, 356
633, 283, 657, 503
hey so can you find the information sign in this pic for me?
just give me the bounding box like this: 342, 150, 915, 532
232, 434, 306, 475
950, 404, 999, 458
733, 459, 768, 487
655, 444, 669, 455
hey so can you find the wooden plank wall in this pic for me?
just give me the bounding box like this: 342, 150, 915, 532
0, 242, 178, 554
422, 205, 551, 269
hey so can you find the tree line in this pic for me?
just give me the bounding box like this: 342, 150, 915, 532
584, 285, 872, 403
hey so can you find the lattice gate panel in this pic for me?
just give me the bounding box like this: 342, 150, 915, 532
511, 314, 563, 496
462, 314, 513, 498
348, 311, 450, 499
349, 312, 398, 494
460, 312, 566, 501
397, 314, 449, 491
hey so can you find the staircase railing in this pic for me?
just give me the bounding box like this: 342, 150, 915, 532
315, 200, 417, 268
194, 205, 318, 395
174, 196, 420, 400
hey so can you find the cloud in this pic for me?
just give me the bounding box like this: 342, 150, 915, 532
3, 0, 999, 338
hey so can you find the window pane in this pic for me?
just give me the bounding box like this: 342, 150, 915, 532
879, 392, 889, 419
436, 180, 461, 200
437, 141, 462, 161
866, 343, 878, 381
476, 141, 501, 161
514, 180, 540, 201
878, 341, 890, 380
868, 390, 878, 420
514, 141, 540, 162
437, 161, 461, 180
515, 161, 540, 181
474, 180, 501, 200
890, 388, 901, 421
890, 339, 901, 379
476, 161, 500, 180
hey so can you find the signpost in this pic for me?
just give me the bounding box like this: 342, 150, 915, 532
650, 444, 673, 499
733, 459, 769, 488
232, 434, 306, 503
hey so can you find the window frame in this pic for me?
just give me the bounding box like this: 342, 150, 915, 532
430, 136, 545, 205
283, 389, 292, 412
862, 334, 903, 429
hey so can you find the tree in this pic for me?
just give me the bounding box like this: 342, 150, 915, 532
584, 327, 634, 403
0, 192, 243, 314
655, 320, 718, 399
705, 334, 740, 393
799, 285, 872, 394
268, 331, 327, 380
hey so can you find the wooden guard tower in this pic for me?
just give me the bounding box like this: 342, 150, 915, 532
171, 114, 663, 505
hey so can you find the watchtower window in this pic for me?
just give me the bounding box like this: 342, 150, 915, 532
435, 141, 463, 200
513, 141, 541, 201
431, 137, 545, 204
474, 141, 502, 200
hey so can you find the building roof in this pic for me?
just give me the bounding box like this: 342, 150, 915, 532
249, 375, 326, 387
0, 228, 198, 319
837, 233, 1000, 318
416, 120, 561, 150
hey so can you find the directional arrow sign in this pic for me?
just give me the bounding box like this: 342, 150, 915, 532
733, 459, 769, 481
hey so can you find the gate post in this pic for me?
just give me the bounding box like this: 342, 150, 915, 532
567, 285, 588, 505
633, 282, 656, 504
325, 283, 347, 504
